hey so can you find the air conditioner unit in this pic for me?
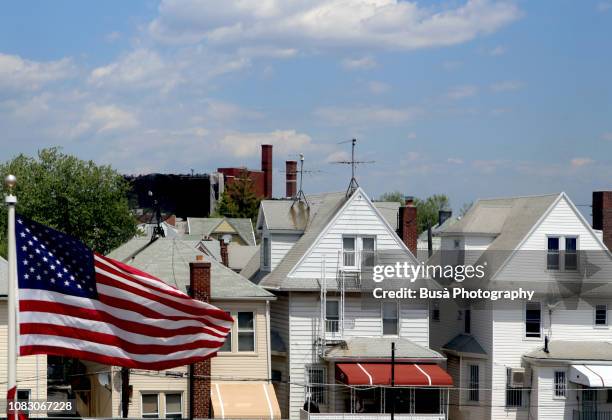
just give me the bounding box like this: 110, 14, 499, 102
511, 368, 526, 388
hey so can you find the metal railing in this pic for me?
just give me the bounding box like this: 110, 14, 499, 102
573, 410, 612, 420
300, 411, 445, 420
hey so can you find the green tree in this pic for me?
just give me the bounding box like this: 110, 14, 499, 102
0, 148, 138, 256
378, 191, 404, 204
459, 201, 473, 217
216, 169, 260, 221
414, 194, 451, 234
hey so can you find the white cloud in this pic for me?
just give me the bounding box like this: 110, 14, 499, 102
447, 157, 464, 164
315, 105, 422, 126
0, 53, 74, 91
368, 81, 390, 94
218, 129, 315, 158
105, 31, 122, 42
342, 56, 377, 70
406, 132, 417, 140
490, 80, 524, 92
602, 132, 612, 141
148, 0, 522, 50
71, 104, 139, 138
598, 2, 612, 12
570, 157, 594, 168
447, 85, 478, 100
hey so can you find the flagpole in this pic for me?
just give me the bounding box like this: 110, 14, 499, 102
5, 174, 17, 420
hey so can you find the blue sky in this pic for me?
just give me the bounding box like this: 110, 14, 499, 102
0, 0, 611, 214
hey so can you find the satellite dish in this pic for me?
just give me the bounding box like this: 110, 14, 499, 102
222, 234, 232, 244
97, 372, 110, 387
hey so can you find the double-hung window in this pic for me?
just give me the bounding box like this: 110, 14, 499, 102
564, 237, 577, 270
237, 312, 255, 352
342, 236, 376, 268
342, 237, 356, 267
142, 394, 159, 418
219, 312, 232, 352
525, 302, 541, 338
547, 236, 579, 270
505, 368, 523, 407
382, 301, 399, 336
165, 394, 183, 418
547, 237, 560, 270
306, 365, 327, 405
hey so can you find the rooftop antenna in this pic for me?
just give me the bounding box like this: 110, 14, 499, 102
294, 153, 309, 207
332, 138, 375, 197
148, 190, 165, 240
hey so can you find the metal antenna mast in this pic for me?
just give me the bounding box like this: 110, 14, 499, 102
291, 153, 323, 207
332, 138, 375, 196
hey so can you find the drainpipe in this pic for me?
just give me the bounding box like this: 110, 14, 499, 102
266, 300, 271, 382
391, 342, 396, 420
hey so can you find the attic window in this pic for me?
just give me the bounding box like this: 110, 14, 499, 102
263, 237, 271, 268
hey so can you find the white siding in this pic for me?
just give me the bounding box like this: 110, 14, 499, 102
271, 233, 301, 271
291, 191, 409, 279
0, 302, 47, 416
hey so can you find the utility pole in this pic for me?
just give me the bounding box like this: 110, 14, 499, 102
391, 341, 396, 420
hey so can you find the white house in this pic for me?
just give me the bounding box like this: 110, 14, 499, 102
428, 192, 612, 420
243, 188, 453, 420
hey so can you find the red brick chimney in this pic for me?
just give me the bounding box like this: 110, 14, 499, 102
593, 191, 612, 251
286, 160, 297, 199
219, 239, 229, 267
398, 197, 418, 256
261, 145, 273, 199
189, 256, 211, 419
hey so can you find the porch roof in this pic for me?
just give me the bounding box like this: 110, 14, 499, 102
523, 340, 612, 362
324, 337, 445, 361
442, 334, 486, 356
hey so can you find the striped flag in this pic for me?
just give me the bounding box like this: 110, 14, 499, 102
15, 215, 233, 370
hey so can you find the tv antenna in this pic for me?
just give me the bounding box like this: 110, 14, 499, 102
332, 138, 375, 196
291, 153, 323, 207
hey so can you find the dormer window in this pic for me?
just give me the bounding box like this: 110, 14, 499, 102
262, 237, 271, 268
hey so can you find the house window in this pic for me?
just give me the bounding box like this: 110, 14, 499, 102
382, 301, 399, 336
547, 237, 560, 270
142, 393, 159, 418
505, 368, 523, 407
220, 312, 232, 352
362, 237, 376, 267
554, 371, 566, 398
468, 364, 479, 402
165, 393, 182, 419
564, 237, 577, 270
343, 237, 356, 267
237, 312, 255, 351
432, 302, 440, 322
464, 309, 471, 334
595, 304, 608, 326
306, 365, 327, 405
607, 389, 612, 403
325, 300, 340, 333
525, 301, 541, 338
16, 390, 30, 402
263, 237, 271, 268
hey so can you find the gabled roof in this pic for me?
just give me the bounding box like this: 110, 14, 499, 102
107, 238, 273, 300
187, 217, 256, 246
417, 216, 459, 242
324, 337, 445, 361
430, 193, 561, 282
442, 334, 486, 356
253, 189, 416, 290
372, 201, 401, 230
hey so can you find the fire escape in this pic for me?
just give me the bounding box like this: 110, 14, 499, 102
317, 249, 375, 357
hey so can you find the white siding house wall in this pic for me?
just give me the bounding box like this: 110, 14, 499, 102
291, 192, 410, 280
270, 233, 301, 271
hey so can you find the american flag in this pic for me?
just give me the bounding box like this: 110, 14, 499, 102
15, 215, 233, 370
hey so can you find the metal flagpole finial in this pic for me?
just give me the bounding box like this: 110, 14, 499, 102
5, 174, 17, 204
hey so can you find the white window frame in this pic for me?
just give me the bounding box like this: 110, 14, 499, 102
524, 301, 542, 340
546, 235, 579, 271
141, 392, 160, 418
554, 371, 567, 399
546, 235, 560, 270
382, 301, 400, 336
341, 235, 377, 269
237, 311, 256, 352
595, 304, 608, 327
164, 392, 183, 418
219, 311, 233, 353
342, 236, 357, 268
325, 298, 340, 333
563, 236, 578, 271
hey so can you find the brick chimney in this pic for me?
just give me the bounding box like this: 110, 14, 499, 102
189, 257, 211, 419
286, 160, 297, 198
219, 238, 229, 267
398, 196, 418, 256
593, 191, 612, 251
261, 144, 273, 199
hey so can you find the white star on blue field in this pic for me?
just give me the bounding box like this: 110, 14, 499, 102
0, 1, 610, 213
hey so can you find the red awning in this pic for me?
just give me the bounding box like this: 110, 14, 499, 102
336, 363, 453, 387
